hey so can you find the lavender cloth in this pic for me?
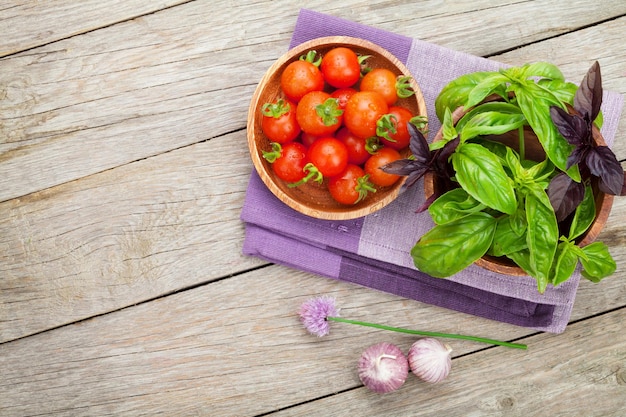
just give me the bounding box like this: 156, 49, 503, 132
241, 9, 624, 333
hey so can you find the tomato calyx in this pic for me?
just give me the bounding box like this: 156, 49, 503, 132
376, 114, 399, 142
354, 174, 377, 203
396, 75, 415, 99
262, 99, 291, 118
315, 98, 344, 126
409, 115, 429, 135
365, 136, 383, 154
299, 50, 322, 67
358, 54, 372, 75
262, 142, 283, 163
288, 162, 323, 188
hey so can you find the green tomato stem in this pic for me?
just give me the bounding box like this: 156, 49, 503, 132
395, 75, 415, 99
262, 142, 282, 163
327, 316, 527, 350
355, 174, 377, 203
288, 163, 323, 188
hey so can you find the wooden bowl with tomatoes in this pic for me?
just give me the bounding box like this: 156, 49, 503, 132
247, 36, 427, 220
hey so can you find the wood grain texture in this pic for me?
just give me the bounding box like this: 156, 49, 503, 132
0, 130, 266, 342
1, 266, 624, 416
0, 0, 189, 57
1, 1, 624, 202
1, 0, 625, 415
270, 309, 626, 417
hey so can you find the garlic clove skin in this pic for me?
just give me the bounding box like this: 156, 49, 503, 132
408, 338, 452, 384
358, 342, 409, 393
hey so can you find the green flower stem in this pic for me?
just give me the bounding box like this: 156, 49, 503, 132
327, 316, 527, 350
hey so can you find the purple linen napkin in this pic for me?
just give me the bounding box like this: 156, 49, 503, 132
241, 9, 624, 333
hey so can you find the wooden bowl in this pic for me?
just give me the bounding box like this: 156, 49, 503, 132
247, 36, 427, 220
425, 104, 614, 276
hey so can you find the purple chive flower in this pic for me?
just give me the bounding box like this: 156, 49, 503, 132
297, 295, 527, 349
298, 295, 339, 337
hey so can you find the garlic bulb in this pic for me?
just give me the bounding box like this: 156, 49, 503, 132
408, 338, 452, 383
358, 342, 409, 393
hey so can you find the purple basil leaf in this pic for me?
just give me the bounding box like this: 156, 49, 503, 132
381, 159, 427, 176
433, 136, 460, 175
408, 123, 431, 163
586, 146, 624, 195
405, 168, 430, 188
550, 106, 588, 146
566, 145, 589, 170
548, 172, 585, 222
415, 192, 439, 213
574, 61, 603, 122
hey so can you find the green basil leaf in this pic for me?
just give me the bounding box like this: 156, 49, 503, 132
455, 102, 524, 133
411, 212, 497, 278
504, 147, 523, 179
580, 242, 617, 282
428, 188, 487, 225
460, 111, 526, 143
568, 184, 596, 241
519, 62, 565, 82
473, 138, 509, 162
489, 215, 528, 257
435, 71, 493, 121
452, 143, 517, 215
512, 83, 581, 182
537, 79, 577, 104
526, 191, 559, 290
442, 107, 458, 142
551, 240, 579, 286
466, 73, 510, 108
525, 158, 555, 183
509, 204, 527, 236
506, 249, 537, 282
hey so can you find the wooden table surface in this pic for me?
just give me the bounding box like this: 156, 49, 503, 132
1, 1, 625, 416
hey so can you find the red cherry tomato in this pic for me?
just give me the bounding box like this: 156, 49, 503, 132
266, 142, 308, 183
378, 106, 414, 150
328, 164, 375, 205
330, 87, 357, 110
360, 68, 398, 106
335, 127, 370, 166
260, 99, 301, 144
296, 91, 343, 137
344, 91, 389, 138
300, 131, 320, 147
321, 47, 361, 88
280, 59, 324, 103
306, 136, 348, 177
364, 147, 402, 187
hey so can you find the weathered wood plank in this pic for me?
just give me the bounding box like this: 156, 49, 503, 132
1, 1, 624, 202
0, 0, 189, 57
0, 130, 266, 343
2, 264, 624, 417
398, 0, 626, 57
269, 308, 626, 417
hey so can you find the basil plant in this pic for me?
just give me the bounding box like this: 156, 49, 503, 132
383, 62, 624, 293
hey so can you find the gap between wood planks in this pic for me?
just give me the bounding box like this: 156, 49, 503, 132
0, 261, 270, 346
0, 125, 246, 205
249, 310, 626, 417
483, 12, 626, 58
0, 1, 196, 59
